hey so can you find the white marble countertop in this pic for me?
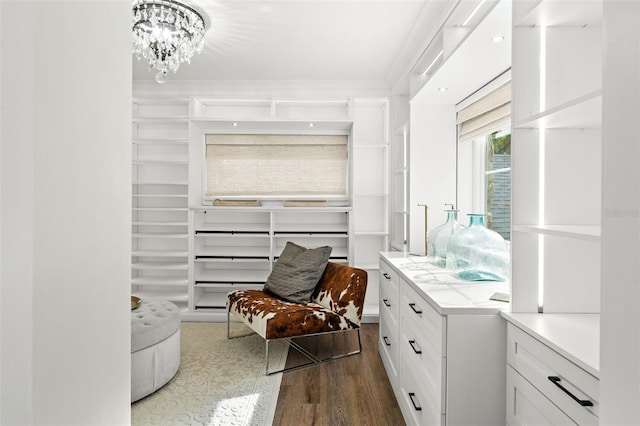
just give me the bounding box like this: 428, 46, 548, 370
380, 251, 510, 316
501, 312, 600, 378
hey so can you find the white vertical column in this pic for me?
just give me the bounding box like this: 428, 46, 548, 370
2, 1, 131, 424
1, 2, 35, 424
600, 1, 640, 424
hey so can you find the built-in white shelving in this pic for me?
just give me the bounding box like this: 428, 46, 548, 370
131, 95, 389, 320
131, 98, 190, 310
190, 207, 351, 317
511, 0, 603, 315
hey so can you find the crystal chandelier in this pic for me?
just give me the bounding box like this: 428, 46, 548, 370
132, 0, 206, 84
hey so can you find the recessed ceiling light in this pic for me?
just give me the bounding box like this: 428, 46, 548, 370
438, 87, 448, 92
492, 34, 505, 43
232, 122, 238, 127
308, 123, 314, 127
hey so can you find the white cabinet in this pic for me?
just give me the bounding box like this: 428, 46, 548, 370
503, 314, 599, 426
379, 252, 508, 426
510, 0, 603, 314
379, 260, 400, 382
131, 98, 190, 309
190, 207, 350, 318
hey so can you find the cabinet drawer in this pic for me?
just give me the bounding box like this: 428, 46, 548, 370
507, 365, 577, 426
400, 279, 445, 356
507, 324, 598, 425
379, 261, 399, 318
379, 307, 398, 379
380, 277, 399, 325
400, 350, 445, 426
401, 311, 446, 410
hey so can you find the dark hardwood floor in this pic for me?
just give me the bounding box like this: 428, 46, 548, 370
272, 323, 405, 426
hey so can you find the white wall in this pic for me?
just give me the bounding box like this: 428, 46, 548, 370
600, 2, 640, 424
408, 103, 457, 254
1, 2, 35, 423
1, 2, 131, 424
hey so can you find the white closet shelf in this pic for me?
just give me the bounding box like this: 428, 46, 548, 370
132, 233, 188, 239
133, 138, 189, 145
515, 0, 602, 27
132, 250, 189, 257
273, 232, 348, 238
195, 269, 269, 283
513, 224, 601, 242
133, 160, 189, 165
194, 283, 264, 290
133, 181, 189, 186
190, 118, 353, 132
132, 117, 189, 123
195, 247, 271, 258
132, 262, 189, 270
133, 194, 188, 198
195, 227, 270, 234
354, 144, 388, 149
131, 277, 189, 286
132, 221, 188, 226
132, 290, 189, 303
353, 230, 388, 236
194, 257, 270, 264
133, 97, 189, 105
514, 90, 602, 129
133, 207, 188, 212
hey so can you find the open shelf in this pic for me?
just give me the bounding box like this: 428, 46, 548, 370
512, 224, 601, 243
513, 90, 602, 129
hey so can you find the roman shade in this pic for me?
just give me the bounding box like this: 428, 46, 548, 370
457, 81, 511, 142
205, 134, 348, 199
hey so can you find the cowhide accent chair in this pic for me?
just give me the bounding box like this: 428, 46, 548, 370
227, 262, 368, 375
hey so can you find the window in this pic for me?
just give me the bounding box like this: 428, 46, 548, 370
205, 134, 348, 200
485, 129, 511, 240
456, 79, 511, 240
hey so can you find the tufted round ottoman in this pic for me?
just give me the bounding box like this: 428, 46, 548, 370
131, 299, 181, 403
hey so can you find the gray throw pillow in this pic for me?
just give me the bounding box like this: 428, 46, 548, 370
264, 241, 332, 303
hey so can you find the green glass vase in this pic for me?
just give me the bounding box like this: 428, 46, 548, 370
427, 209, 464, 267
445, 214, 509, 281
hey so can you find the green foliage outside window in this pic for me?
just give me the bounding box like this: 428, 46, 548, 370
486, 129, 511, 239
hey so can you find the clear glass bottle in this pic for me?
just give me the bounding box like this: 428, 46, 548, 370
445, 213, 510, 281
427, 206, 464, 267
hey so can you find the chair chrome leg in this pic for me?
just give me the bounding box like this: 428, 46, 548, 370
265, 340, 270, 374
265, 327, 363, 375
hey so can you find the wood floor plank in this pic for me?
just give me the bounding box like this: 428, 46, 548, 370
272, 323, 405, 426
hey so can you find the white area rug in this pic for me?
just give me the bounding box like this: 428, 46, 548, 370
132, 322, 287, 426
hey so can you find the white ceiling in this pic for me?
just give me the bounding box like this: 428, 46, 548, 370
132, 0, 450, 88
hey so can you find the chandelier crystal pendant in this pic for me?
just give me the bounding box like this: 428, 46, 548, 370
132, 0, 206, 84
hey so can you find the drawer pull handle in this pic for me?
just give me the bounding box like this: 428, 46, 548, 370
383, 336, 391, 346
409, 302, 422, 314
383, 273, 391, 280
408, 392, 422, 411
408, 339, 422, 354
547, 376, 594, 407
383, 299, 391, 307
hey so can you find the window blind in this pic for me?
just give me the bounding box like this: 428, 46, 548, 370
457, 81, 511, 142
205, 134, 348, 198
